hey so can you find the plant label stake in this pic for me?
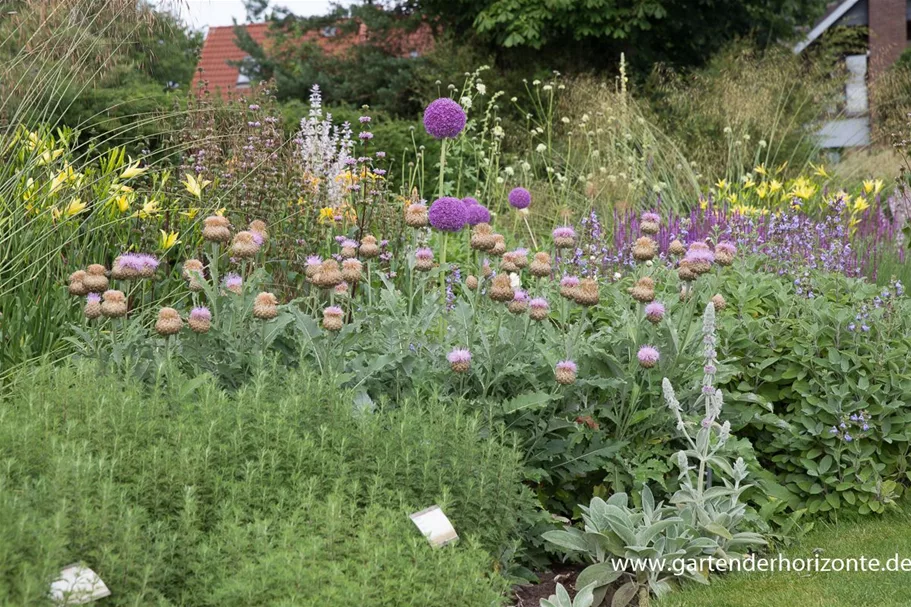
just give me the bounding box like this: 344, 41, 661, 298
409, 505, 458, 547
49, 563, 111, 604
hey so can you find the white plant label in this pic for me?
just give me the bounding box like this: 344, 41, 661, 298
410, 505, 458, 547
50, 564, 111, 604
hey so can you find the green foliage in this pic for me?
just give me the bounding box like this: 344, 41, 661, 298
0, 360, 531, 605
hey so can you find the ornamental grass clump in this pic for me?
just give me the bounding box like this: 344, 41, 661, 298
447, 348, 471, 373
555, 360, 578, 385
155, 308, 182, 336
322, 306, 344, 332
253, 292, 278, 320
188, 307, 212, 334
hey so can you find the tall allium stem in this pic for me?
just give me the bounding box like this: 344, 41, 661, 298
438, 139, 448, 199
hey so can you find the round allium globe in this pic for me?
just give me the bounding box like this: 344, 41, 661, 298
637, 345, 660, 368
428, 197, 468, 232
462, 197, 479, 207
466, 204, 491, 226
423, 98, 467, 139
507, 187, 531, 209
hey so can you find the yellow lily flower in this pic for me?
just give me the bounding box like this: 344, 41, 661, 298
852, 196, 870, 213
810, 163, 830, 179
179, 207, 200, 220
754, 163, 768, 176
742, 177, 756, 189
37, 149, 63, 166
789, 177, 816, 200
215, 207, 226, 216
120, 158, 148, 180
862, 179, 884, 195
769, 179, 783, 193
756, 182, 769, 200
318, 207, 336, 223
715, 178, 729, 191
775, 161, 788, 174
726, 193, 739, 204
159, 230, 181, 251
113, 194, 132, 213
54, 198, 86, 219
135, 198, 161, 219
182, 173, 211, 199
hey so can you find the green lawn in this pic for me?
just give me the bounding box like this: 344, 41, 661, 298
659, 502, 911, 607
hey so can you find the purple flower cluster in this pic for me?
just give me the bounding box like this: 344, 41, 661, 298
117, 253, 160, 272
829, 410, 872, 443
507, 187, 531, 210
447, 348, 471, 363
190, 306, 211, 321
423, 98, 467, 139
428, 197, 468, 232
466, 204, 491, 226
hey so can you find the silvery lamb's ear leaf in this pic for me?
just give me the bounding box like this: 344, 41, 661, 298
542, 529, 590, 553
606, 492, 629, 509
641, 484, 655, 516
610, 581, 639, 607
702, 522, 734, 540
556, 582, 573, 605
637, 518, 681, 546
576, 562, 622, 590
573, 582, 597, 607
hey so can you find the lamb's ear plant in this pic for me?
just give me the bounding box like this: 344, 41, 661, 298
543, 303, 764, 607
540, 582, 597, 607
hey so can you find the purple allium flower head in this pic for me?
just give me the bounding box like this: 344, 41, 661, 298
507, 187, 531, 209
87, 293, 101, 304
529, 297, 549, 310
447, 348, 472, 363
428, 197, 468, 232
466, 204, 491, 226
641, 211, 660, 223
556, 360, 578, 373
513, 289, 529, 302
644, 301, 665, 319
415, 247, 434, 261
190, 306, 211, 321
423, 98, 467, 139
560, 276, 580, 288
552, 226, 576, 239
462, 197, 479, 207
223, 273, 242, 289
306, 255, 322, 267
637, 345, 660, 366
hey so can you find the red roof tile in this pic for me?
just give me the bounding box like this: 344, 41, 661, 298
192, 21, 434, 99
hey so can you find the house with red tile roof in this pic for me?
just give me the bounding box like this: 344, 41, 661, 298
192, 20, 433, 98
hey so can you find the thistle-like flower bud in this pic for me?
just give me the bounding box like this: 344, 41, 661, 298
529, 252, 552, 278
231, 231, 260, 259
470, 223, 495, 251
481, 260, 493, 278
559, 276, 580, 300
629, 277, 656, 303
489, 274, 514, 302
253, 292, 279, 320
684, 242, 714, 274
447, 348, 471, 373
640, 212, 660, 235
83, 264, 109, 293
714, 241, 736, 267
304, 256, 322, 280
415, 247, 434, 272
466, 275, 478, 290
507, 290, 529, 315
359, 235, 380, 259
84, 293, 102, 319
249, 219, 268, 243
202, 215, 231, 243
405, 203, 429, 227
313, 260, 343, 288
68, 270, 88, 296
334, 281, 349, 296
555, 360, 578, 385
637, 345, 660, 369
513, 249, 529, 269
632, 236, 657, 262
100, 289, 127, 318
340, 238, 358, 259
552, 226, 576, 249
573, 278, 600, 306
223, 272, 243, 294
500, 252, 520, 273
668, 239, 686, 256
645, 301, 665, 324
529, 297, 550, 321
188, 306, 212, 333
711, 293, 727, 311
677, 260, 697, 282
155, 307, 183, 336
342, 258, 363, 283
489, 234, 506, 256
183, 259, 205, 292
322, 306, 344, 331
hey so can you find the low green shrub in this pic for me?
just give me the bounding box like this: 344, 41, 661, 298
0, 361, 532, 605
